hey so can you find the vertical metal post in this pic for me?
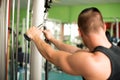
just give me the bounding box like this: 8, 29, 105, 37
11, 0, 15, 80
15, 0, 20, 80
22, 18, 26, 53
30, 0, 44, 80
61, 23, 64, 41
25, 0, 31, 80
115, 18, 119, 42
6, 0, 10, 80
110, 22, 115, 37
0, 0, 8, 80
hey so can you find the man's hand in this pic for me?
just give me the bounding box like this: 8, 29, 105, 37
26, 26, 43, 41
43, 29, 54, 42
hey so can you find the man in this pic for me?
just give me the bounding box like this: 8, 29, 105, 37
26, 7, 120, 80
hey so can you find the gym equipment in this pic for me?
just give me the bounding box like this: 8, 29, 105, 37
24, 0, 52, 42
15, 0, 20, 80
0, 0, 9, 80
11, 0, 15, 80
24, 0, 52, 80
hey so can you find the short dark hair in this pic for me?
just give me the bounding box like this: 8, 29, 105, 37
77, 7, 104, 34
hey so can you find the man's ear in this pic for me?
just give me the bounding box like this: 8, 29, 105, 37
103, 23, 107, 31
78, 28, 82, 37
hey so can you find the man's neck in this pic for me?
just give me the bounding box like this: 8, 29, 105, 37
86, 34, 112, 51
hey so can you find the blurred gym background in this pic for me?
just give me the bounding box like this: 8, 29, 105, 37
0, 0, 120, 80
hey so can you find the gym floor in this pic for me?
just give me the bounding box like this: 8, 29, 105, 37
42, 71, 83, 80
17, 69, 83, 80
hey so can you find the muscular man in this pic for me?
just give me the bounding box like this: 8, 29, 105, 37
26, 7, 120, 80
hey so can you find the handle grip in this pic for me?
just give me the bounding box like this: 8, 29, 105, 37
44, 26, 51, 44
45, 38, 51, 44
24, 24, 43, 41
24, 33, 31, 41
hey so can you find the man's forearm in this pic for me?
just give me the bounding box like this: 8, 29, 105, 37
32, 36, 54, 61
50, 38, 81, 53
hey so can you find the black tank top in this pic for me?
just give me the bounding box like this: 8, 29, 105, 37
82, 45, 120, 80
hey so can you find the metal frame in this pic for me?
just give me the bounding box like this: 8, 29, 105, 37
0, 0, 9, 80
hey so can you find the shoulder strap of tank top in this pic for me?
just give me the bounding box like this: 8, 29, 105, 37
92, 46, 107, 53
92, 45, 114, 54
92, 45, 117, 59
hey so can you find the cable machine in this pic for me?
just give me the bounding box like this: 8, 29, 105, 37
24, 0, 52, 80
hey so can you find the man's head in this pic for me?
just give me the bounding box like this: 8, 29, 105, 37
77, 7, 104, 35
